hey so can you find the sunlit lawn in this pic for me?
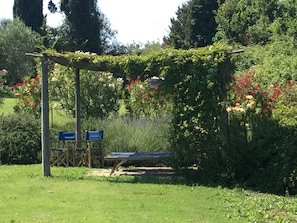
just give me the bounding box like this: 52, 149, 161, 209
1, 165, 297, 223
1, 98, 74, 126
0, 165, 246, 223
0, 97, 16, 115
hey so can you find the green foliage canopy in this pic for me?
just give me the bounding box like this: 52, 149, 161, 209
164, 0, 218, 49
215, 0, 278, 45
60, 0, 102, 53
44, 44, 232, 79
0, 19, 42, 85
13, 0, 43, 34
185, 0, 218, 48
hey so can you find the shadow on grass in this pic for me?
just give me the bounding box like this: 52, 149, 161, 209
102, 167, 187, 185
50, 166, 188, 185
104, 175, 187, 185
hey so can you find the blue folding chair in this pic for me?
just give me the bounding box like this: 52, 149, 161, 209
50, 131, 76, 167
86, 130, 104, 168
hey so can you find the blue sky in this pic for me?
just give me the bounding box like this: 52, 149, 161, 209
0, 0, 188, 44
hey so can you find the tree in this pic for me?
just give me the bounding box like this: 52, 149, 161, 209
269, 0, 297, 42
60, 0, 102, 53
99, 12, 127, 55
48, 1, 126, 55
185, 0, 218, 48
214, 0, 278, 45
13, 0, 43, 34
0, 19, 42, 85
163, 2, 189, 49
164, 0, 218, 49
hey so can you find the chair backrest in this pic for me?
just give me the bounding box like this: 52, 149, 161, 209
58, 131, 76, 141
86, 130, 103, 141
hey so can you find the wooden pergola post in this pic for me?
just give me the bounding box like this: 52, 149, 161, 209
75, 68, 82, 145
41, 57, 50, 176
26, 53, 51, 176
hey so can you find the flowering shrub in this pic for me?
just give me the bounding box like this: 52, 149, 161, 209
12, 75, 41, 117
228, 71, 290, 117
225, 71, 297, 194
125, 76, 173, 117
227, 71, 295, 130
226, 70, 296, 145
50, 65, 123, 118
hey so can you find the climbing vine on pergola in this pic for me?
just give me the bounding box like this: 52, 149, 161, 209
39, 43, 235, 175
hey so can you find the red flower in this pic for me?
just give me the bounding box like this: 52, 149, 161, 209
33, 75, 39, 84
11, 82, 24, 89
287, 80, 294, 89
24, 98, 30, 104
247, 91, 254, 96
141, 93, 150, 99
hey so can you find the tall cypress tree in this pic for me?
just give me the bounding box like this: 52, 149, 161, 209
61, 0, 102, 54
13, 0, 43, 34
163, 3, 190, 49
185, 0, 218, 48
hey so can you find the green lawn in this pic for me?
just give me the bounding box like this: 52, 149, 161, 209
0, 97, 16, 114
0, 165, 240, 223
0, 98, 74, 126
0, 165, 297, 223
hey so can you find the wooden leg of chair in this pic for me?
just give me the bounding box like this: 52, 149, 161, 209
66, 150, 69, 167
101, 150, 104, 168
88, 148, 91, 168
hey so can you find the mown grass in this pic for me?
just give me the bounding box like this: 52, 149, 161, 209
1, 165, 297, 223
0, 97, 16, 115
0, 165, 236, 223
1, 97, 74, 126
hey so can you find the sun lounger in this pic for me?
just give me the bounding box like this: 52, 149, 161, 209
105, 152, 171, 175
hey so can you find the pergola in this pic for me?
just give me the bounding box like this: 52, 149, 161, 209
27, 47, 242, 177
